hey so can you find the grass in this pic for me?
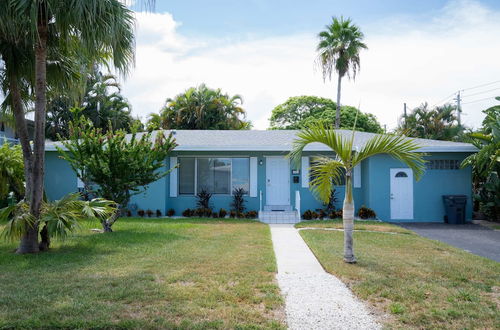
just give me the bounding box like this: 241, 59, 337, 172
298, 222, 500, 329
295, 219, 413, 234
0, 218, 285, 329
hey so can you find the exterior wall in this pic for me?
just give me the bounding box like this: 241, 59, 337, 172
365, 152, 473, 222
45, 151, 77, 200
43, 149, 473, 223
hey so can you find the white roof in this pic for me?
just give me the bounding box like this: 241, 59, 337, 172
45, 129, 477, 153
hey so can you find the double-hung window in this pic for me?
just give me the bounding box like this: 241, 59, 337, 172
178, 157, 250, 195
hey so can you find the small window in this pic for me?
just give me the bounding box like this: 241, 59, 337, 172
395, 171, 408, 178
179, 157, 195, 195
426, 160, 461, 170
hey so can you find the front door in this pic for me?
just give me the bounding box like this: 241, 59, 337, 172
390, 168, 413, 220
266, 157, 290, 206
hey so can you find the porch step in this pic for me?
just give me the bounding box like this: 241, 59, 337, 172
259, 210, 300, 224
264, 205, 292, 212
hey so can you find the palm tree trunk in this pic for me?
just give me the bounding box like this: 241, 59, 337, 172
335, 74, 342, 129
18, 11, 49, 254
342, 172, 356, 263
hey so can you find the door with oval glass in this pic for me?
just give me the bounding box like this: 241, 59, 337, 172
390, 168, 413, 220
265, 156, 290, 206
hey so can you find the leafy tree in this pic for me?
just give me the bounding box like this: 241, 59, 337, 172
290, 123, 425, 263
461, 97, 500, 221
269, 96, 382, 133
59, 119, 177, 232
147, 84, 251, 131
0, 0, 135, 253
396, 103, 464, 140
316, 17, 367, 129
46, 70, 141, 141
0, 193, 116, 250
0, 143, 24, 201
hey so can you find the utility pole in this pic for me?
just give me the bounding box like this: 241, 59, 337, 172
454, 91, 462, 126
403, 103, 407, 129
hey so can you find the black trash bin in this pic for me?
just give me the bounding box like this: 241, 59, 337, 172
442, 195, 467, 224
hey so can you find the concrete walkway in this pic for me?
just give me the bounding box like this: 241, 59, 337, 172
270, 224, 380, 330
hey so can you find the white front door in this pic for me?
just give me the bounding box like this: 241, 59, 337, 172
390, 168, 413, 220
266, 157, 290, 205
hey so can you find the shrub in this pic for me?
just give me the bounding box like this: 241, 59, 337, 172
212, 212, 219, 218
138, 209, 145, 217
358, 205, 377, 219
318, 209, 326, 220
231, 188, 246, 214
182, 208, 192, 217
146, 209, 153, 217
196, 188, 212, 209
335, 209, 343, 219
246, 210, 258, 219
195, 208, 205, 217
311, 211, 318, 219
328, 212, 336, 219
167, 209, 175, 217
219, 208, 227, 218
302, 210, 312, 220
156, 209, 162, 217
126, 210, 132, 217
324, 188, 338, 214
229, 210, 237, 218
204, 208, 213, 217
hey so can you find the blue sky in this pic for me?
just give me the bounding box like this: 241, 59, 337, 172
123, 0, 500, 129
140, 0, 500, 37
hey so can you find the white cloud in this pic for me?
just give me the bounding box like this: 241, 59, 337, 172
121, 0, 500, 130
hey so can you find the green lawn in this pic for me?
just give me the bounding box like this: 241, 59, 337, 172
0, 218, 285, 329
298, 222, 500, 329
295, 219, 413, 234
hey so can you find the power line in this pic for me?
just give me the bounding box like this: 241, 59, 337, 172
461, 96, 497, 105
462, 80, 500, 91
462, 87, 500, 98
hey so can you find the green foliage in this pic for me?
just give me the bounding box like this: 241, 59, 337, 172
269, 96, 383, 133
59, 118, 177, 214
146, 84, 251, 131
396, 103, 464, 141
461, 98, 500, 221
289, 123, 426, 205
46, 70, 141, 140
0, 143, 24, 200
196, 189, 212, 209
316, 17, 368, 81
231, 188, 247, 214
357, 206, 377, 219
0, 193, 116, 242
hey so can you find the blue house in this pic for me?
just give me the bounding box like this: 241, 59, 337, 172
44, 130, 476, 223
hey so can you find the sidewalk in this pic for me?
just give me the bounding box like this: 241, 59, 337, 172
269, 224, 380, 330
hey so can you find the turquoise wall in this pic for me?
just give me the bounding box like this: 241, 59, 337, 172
365, 152, 473, 222
44, 150, 473, 223
45, 151, 78, 200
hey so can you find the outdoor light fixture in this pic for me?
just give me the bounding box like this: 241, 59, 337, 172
259, 159, 263, 165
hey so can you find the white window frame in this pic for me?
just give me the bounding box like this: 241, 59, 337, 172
177, 156, 251, 196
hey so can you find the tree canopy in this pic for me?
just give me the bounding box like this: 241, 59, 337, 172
146, 84, 251, 131
59, 119, 177, 232
396, 103, 464, 141
269, 96, 382, 133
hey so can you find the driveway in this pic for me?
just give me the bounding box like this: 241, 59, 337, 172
398, 223, 500, 262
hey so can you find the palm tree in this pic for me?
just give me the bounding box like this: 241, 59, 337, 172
289, 123, 425, 263
317, 17, 367, 129
1, 0, 136, 253
0, 143, 24, 201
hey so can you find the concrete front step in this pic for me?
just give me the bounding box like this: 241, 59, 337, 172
264, 205, 292, 211
259, 211, 300, 224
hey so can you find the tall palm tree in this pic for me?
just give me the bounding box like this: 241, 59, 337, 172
2, 0, 136, 253
289, 123, 425, 263
317, 17, 367, 129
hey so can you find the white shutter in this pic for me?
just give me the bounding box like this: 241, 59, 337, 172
250, 157, 258, 197
169, 157, 178, 197
354, 164, 361, 188
301, 157, 309, 188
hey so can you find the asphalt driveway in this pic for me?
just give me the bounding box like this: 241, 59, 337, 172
398, 223, 500, 262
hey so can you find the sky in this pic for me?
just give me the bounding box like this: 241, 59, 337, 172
121, 0, 500, 130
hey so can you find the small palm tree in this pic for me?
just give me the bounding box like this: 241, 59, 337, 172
289, 123, 426, 263
317, 17, 367, 129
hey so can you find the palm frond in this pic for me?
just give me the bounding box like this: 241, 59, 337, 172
309, 157, 344, 203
